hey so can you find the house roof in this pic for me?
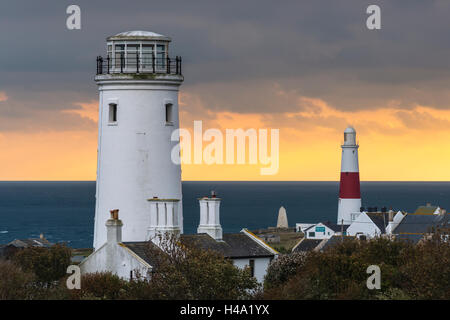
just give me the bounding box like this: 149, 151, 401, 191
322, 221, 350, 233
395, 233, 425, 244
414, 205, 438, 215
7, 238, 52, 248
366, 213, 388, 233
319, 236, 343, 251
107, 31, 171, 41
121, 241, 163, 267
180, 233, 276, 259
394, 213, 449, 234
292, 239, 322, 252
121, 232, 275, 267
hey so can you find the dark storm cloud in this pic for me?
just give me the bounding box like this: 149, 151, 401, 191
1, 0, 450, 131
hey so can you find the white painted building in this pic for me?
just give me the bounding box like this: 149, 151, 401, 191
347, 210, 405, 239
337, 127, 362, 225
303, 221, 349, 240
93, 31, 184, 250
83, 30, 278, 284
81, 201, 277, 283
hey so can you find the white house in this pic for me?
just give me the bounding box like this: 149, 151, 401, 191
303, 221, 349, 240
347, 210, 405, 239
81, 196, 278, 283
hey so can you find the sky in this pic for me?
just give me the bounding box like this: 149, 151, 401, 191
1, 0, 450, 181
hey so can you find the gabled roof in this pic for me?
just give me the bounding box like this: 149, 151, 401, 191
181, 233, 276, 259
121, 241, 163, 267
414, 205, 439, 215
366, 213, 388, 234
7, 238, 51, 248
394, 213, 449, 234
121, 232, 276, 266
292, 239, 322, 253
322, 221, 350, 233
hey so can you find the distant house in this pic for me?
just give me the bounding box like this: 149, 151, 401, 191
303, 221, 349, 240
0, 235, 52, 260
414, 203, 443, 215
80, 213, 278, 283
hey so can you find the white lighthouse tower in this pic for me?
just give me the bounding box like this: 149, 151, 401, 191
93, 31, 184, 250
337, 126, 362, 225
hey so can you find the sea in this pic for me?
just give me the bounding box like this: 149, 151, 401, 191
1, 181, 450, 248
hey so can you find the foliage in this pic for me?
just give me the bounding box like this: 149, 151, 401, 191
0, 261, 36, 299
130, 234, 259, 299
263, 235, 450, 300
263, 252, 306, 290
12, 243, 72, 285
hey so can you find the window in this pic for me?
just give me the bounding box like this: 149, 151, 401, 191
157, 44, 166, 69
115, 44, 124, 68
142, 44, 154, 69
109, 103, 117, 123
249, 259, 255, 277
165, 103, 173, 125
126, 44, 139, 68
308, 232, 315, 238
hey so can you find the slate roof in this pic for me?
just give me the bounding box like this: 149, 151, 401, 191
394, 213, 450, 234
305, 222, 349, 233
7, 238, 52, 248
121, 241, 164, 267
121, 232, 275, 267
319, 236, 343, 251
395, 233, 425, 244
181, 233, 275, 259
322, 221, 350, 233
366, 213, 388, 233
414, 205, 438, 215
292, 239, 322, 253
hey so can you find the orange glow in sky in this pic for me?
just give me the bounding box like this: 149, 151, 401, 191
1, 93, 450, 181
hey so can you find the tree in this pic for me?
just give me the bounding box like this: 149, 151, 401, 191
126, 234, 259, 300
0, 261, 36, 299
12, 243, 72, 285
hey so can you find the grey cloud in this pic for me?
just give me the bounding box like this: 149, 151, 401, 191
1, 0, 450, 132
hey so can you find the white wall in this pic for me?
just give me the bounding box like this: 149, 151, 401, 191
80, 243, 151, 280
347, 212, 382, 238
305, 223, 335, 240
233, 257, 272, 284
94, 75, 183, 249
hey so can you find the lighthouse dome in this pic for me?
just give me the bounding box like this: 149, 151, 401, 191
107, 30, 171, 41
344, 126, 356, 134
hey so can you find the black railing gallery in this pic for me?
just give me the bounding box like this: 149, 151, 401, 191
96, 53, 182, 75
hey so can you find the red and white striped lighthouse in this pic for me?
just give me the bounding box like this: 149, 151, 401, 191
337, 126, 361, 225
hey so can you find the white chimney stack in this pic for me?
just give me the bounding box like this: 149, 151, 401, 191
106, 209, 123, 243
197, 191, 223, 241
147, 197, 181, 244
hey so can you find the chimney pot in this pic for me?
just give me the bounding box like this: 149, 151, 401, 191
110, 209, 119, 220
